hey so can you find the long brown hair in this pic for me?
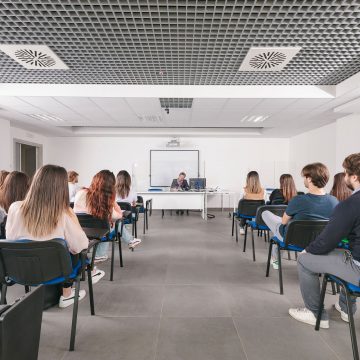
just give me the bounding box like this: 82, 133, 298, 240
245, 171, 262, 194
0, 171, 30, 212
116, 170, 131, 199
330, 172, 352, 201
86, 170, 115, 220
0, 170, 9, 188
21, 165, 71, 237
279, 174, 297, 203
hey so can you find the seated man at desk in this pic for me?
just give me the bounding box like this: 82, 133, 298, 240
170, 171, 189, 215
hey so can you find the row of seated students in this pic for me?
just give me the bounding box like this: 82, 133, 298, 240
0, 166, 141, 309
239, 153, 360, 329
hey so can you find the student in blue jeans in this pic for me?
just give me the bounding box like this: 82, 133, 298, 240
289, 153, 360, 328
262, 162, 338, 269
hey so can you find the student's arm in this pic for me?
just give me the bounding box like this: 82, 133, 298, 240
113, 202, 123, 220
281, 212, 292, 225
306, 201, 354, 255
64, 210, 89, 254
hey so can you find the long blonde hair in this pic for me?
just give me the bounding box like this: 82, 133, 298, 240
245, 171, 262, 194
21, 165, 72, 237
116, 170, 131, 199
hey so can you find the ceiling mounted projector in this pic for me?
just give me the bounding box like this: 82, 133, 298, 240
166, 138, 180, 147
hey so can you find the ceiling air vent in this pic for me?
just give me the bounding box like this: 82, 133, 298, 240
0, 44, 68, 69
160, 98, 193, 109
239, 47, 301, 72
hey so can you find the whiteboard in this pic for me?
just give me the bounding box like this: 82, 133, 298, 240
150, 150, 199, 187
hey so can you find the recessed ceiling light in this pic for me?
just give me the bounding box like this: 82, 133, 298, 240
239, 47, 301, 72
240, 115, 270, 123
0, 44, 68, 69
28, 114, 66, 123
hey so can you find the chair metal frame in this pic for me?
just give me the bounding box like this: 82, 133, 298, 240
266, 219, 328, 294
0, 239, 94, 351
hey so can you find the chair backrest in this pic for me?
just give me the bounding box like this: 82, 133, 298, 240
0, 216, 6, 240
69, 202, 74, 209
76, 213, 109, 230
137, 196, 144, 205
117, 201, 132, 211
237, 199, 265, 217
145, 199, 152, 214
271, 198, 286, 205
0, 239, 73, 286
284, 220, 328, 249
255, 205, 287, 227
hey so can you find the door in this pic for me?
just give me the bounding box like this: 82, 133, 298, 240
14, 141, 42, 178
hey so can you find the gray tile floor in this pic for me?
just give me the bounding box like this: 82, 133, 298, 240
7, 210, 359, 359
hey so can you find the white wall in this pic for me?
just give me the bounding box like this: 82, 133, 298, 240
289, 122, 337, 192
335, 114, 360, 171
0, 122, 49, 171
289, 114, 360, 192
46, 136, 290, 206
0, 118, 11, 170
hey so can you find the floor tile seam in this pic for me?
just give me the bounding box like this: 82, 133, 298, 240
153, 284, 166, 360
318, 331, 344, 360
231, 316, 250, 360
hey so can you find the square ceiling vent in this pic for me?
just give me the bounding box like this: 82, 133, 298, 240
0, 44, 68, 69
239, 47, 301, 72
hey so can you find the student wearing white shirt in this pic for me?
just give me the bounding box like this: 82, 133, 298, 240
68, 170, 80, 202
115, 170, 137, 205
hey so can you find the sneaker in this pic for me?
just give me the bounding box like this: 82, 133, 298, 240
239, 228, 245, 235
91, 269, 105, 284
335, 301, 349, 322
289, 307, 329, 329
129, 238, 142, 249
271, 258, 279, 270
59, 289, 86, 308
94, 255, 108, 263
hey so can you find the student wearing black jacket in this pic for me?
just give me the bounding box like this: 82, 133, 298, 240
289, 153, 360, 329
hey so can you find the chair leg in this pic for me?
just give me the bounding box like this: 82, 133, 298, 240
110, 240, 115, 281
25, 285, 30, 293
344, 286, 360, 360
277, 245, 283, 295
235, 220, 239, 243
86, 266, 95, 315
0, 284, 7, 305
331, 281, 336, 295
69, 278, 80, 351
118, 238, 123, 267
287, 251, 291, 260
243, 224, 248, 252
295, 252, 298, 260
146, 210, 149, 230
315, 275, 328, 331
264, 231, 267, 243
143, 210, 146, 234
232, 214, 235, 236
251, 228, 256, 262
266, 241, 273, 277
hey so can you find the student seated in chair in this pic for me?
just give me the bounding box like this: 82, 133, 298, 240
262, 163, 338, 270
238, 171, 265, 234
0, 170, 9, 188
5, 165, 90, 308
74, 170, 141, 256
68, 170, 80, 202
289, 153, 360, 329
0, 171, 30, 224
116, 170, 137, 206
268, 174, 297, 205
330, 172, 352, 202
170, 171, 189, 215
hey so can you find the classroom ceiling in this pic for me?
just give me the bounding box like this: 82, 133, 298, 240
0, 1, 359, 86
0, 92, 359, 137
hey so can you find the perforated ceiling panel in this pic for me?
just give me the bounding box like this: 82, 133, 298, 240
0, 1, 359, 85
160, 98, 193, 108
